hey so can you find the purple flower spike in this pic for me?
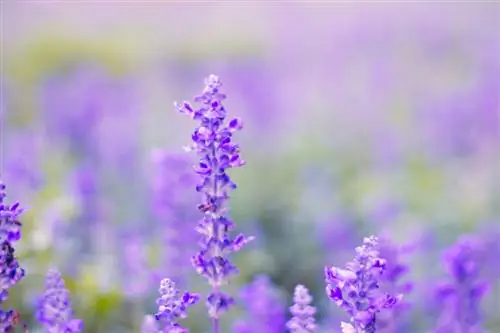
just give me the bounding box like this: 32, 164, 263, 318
0, 181, 25, 331
287, 285, 317, 333
325, 236, 401, 333
153, 278, 199, 333
232, 275, 286, 333
36, 269, 83, 333
176, 75, 253, 324
433, 235, 488, 333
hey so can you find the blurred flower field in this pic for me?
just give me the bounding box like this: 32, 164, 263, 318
1, 2, 500, 333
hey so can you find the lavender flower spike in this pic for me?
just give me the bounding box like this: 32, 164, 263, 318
176, 75, 253, 327
36, 269, 83, 332
287, 285, 317, 333
325, 236, 401, 333
153, 278, 199, 333
0, 181, 25, 331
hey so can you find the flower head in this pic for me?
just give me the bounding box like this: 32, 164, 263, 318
36, 269, 83, 333
325, 236, 401, 333
0, 181, 25, 330
286, 285, 317, 333
176, 75, 253, 318
153, 278, 199, 332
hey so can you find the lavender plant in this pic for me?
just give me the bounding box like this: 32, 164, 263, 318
232, 275, 286, 333
287, 284, 317, 333
152, 278, 199, 333
35, 269, 83, 332
0, 181, 25, 331
325, 236, 401, 333
433, 235, 488, 333
175, 74, 253, 331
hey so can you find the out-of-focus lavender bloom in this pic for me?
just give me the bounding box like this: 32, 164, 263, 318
119, 230, 151, 299
70, 163, 101, 257
420, 72, 500, 158
153, 278, 199, 333
287, 284, 317, 333
232, 275, 286, 333
325, 236, 401, 333
40, 66, 136, 156
176, 75, 253, 322
377, 239, 413, 332
3, 130, 43, 191
151, 150, 199, 286
36, 269, 83, 333
433, 236, 488, 333
0, 182, 25, 331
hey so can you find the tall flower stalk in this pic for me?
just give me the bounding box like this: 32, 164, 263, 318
176, 75, 253, 332
325, 236, 401, 333
0, 181, 25, 331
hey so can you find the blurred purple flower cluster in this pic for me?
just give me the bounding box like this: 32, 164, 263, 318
35, 269, 83, 333
232, 275, 286, 333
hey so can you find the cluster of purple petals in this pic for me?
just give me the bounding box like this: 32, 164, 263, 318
287, 284, 317, 333
433, 236, 488, 333
35, 269, 83, 333
232, 275, 286, 333
325, 236, 401, 333
176, 74, 253, 318
0, 182, 25, 331
152, 278, 199, 333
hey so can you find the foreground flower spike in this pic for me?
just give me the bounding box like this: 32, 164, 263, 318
36, 269, 83, 332
176, 75, 253, 329
433, 235, 488, 333
287, 285, 317, 333
153, 278, 199, 333
325, 236, 401, 333
0, 181, 25, 331
232, 275, 286, 333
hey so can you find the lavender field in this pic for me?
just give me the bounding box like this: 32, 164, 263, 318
1, 2, 500, 333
